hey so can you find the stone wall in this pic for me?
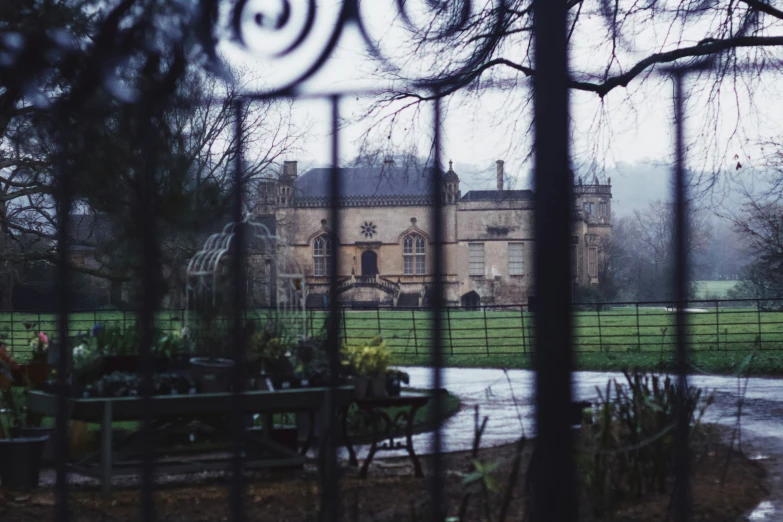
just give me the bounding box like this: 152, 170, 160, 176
455, 201, 535, 304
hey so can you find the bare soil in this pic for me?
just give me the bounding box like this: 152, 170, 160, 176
0, 425, 766, 521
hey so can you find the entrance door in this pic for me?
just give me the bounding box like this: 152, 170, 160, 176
361, 250, 378, 276
461, 291, 480, 310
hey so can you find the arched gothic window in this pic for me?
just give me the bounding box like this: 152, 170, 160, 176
403, 234, 426, 275
313, 235, 332, 276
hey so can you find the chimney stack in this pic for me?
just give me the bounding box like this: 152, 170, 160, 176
283, 160, 298, 178
496, 160, 504, 191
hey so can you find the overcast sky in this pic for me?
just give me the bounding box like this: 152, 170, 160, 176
221, 0, 782, 211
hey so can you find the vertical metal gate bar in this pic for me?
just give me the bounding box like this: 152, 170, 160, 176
531, 0, 576, 519
322, 94, 343, 522
429, 90, 445, 522
230, 97, 247, 522
54, 119, 73, 522
671, 69, 691, 522
138, 96, 161, 522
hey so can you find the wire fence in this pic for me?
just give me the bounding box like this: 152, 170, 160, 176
7, 297, 783, 360
330, 298, 783, 356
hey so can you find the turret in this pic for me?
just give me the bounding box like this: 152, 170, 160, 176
278, 160, 297, 206
443, 160, 460, 204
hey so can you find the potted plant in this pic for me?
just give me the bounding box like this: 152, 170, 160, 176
86, 323, 172, 375
0, 344, 17, 395
189, 304, 236, 393
342, 336, 391, 398
16, 323, 51, 388
0, 353, 49, 490
246, 319, 298, 390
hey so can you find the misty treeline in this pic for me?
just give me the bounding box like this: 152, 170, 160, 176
578, 201, 746, 303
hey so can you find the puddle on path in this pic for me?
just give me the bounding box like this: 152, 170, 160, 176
747, 500, 775, 520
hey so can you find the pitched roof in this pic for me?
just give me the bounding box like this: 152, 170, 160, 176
460, 190, 534, 202
294, 166, 439, 202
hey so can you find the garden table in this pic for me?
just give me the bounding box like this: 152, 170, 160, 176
28, 386, 354, 494
347, 391, 430, 479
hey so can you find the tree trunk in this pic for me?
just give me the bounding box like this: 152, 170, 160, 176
0, 272, 13, 311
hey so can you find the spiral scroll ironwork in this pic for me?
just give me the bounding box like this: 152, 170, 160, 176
222, 0, 508, 95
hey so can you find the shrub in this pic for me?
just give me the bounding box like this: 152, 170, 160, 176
579, 369, 713, 518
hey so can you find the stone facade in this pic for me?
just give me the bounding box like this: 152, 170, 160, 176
259, 160, 612, 307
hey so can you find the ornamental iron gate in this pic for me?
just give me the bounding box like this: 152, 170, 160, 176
0, 0, 739, 520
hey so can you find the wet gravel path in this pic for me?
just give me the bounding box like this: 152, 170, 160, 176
389, 367, 783, 521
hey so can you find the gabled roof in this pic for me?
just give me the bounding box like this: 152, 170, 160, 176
460, 190, 534, 202
295, 166, 439, 201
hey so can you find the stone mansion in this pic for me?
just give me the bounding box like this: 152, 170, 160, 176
259, 160, 612, 308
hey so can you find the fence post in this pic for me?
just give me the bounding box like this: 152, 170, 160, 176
446, 307, 454, 356
520, 307, 527, 354
757, 299, 763, 349
596, 304, 603, 353
376, 307, 381, 337
411, 308, 419, 356
635, 303, 641, 352
483, 306, 490, 355
715, 300, 720, 351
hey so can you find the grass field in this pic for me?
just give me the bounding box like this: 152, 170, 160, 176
334, 306, 783, 355
693, 280, 740, 299
4, 305, 783, 374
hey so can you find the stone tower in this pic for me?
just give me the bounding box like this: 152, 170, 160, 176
443, 160, 460, 204
277, 160, 297, 206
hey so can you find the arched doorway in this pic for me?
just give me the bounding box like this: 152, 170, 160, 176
461, 290, 480, 310
361, 250, 378, 276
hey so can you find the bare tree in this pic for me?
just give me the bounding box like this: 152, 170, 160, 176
0, 1, 305, 309
609, 201, 710, 300
358, 0, 783, 175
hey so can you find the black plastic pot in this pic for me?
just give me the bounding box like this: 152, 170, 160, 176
190, 357, 235, 393
9, 427, 56, 463
101, 355, 168, 375
0, 436, 49, 490
386, 373, 402, 396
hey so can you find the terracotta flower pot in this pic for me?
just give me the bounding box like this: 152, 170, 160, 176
16, 363, 50, 389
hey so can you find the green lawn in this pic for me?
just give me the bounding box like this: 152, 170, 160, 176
331, 306, 783, 357
5, 306, 783, 375
693, 280, 740, 299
